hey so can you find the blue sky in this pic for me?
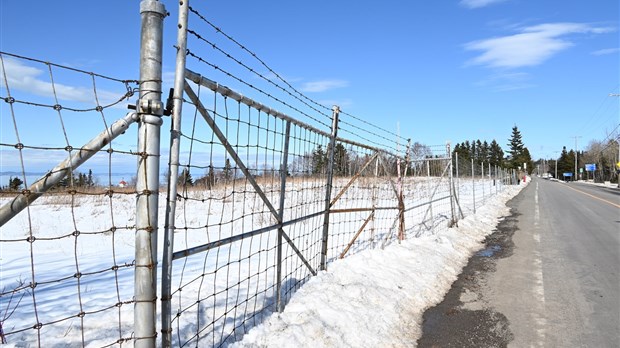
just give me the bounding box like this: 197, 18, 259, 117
1, 0, 618, 177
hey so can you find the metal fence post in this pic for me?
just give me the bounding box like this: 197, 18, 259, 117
488, 162, 492, 195
276, 121, 292, 312
481, 161, 485, 202
161, 0, 188, 346
495, 164, 498, 194
455, 152, 460, 200
135, 1, 166, 347
447, 143, 456, 226
471, 158, 476, 214
320, 106, 340, 271
399, 139, 411, 240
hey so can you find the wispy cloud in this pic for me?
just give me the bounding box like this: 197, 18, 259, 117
0, 57, 127, 106
460, 0, 508, 9
465, 23, 614, 69
299, 79, 349, 93
475, 72, 534, 91
591, 47, 620, 56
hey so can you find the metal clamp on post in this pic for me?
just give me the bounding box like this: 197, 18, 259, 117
139, 99, 164, 116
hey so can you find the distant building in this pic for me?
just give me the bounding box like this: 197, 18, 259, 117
118, 180, 128, 188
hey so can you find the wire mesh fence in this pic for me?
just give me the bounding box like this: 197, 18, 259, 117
0, 1, 518, 347
453, 153, 515, 216
0, 52, 139, 346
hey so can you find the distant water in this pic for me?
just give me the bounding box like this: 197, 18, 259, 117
0, 172, 138, 188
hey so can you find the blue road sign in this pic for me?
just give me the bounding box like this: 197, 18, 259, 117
585, 164, 596, 171
563, 172, 573, 177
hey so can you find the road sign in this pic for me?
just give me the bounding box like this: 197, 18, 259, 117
585, 164, 596, 171
563, 172, 573, 177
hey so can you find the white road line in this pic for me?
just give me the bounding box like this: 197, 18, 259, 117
533, 182, 546, 346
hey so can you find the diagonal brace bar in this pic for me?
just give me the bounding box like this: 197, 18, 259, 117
184, 81, 280, 222
339, 210, 375, 259
0, 112, 138, 227
281, 228, 317, 276
330, 152, 379, 207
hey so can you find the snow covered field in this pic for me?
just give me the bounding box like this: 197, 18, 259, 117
0, 176, 523, 347
232, 183, 524, 347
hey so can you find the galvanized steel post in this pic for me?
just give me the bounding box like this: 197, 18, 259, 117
455, 152, 460, 200
161, 0, 188, 346
135, 1, 166, 347
447, 143, 456, 226
276, 121, 292, 312
481, 162, 485, 202
488, 162, 492, 195
471, 158, 476, 214
320, 106, 339, 271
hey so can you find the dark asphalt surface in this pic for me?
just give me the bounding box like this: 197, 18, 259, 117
417, 178, 620, 347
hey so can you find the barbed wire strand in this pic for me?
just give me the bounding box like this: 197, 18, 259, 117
0, 51, 137, 84
187, 7, 407, 144
186, 28, 331, 120
185, 49, 332, 131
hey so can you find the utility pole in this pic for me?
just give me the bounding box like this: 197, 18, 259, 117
571, 136, 582, 181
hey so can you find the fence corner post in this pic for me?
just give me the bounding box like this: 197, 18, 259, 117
319, 106, 340, 271
135, 1, 166, 347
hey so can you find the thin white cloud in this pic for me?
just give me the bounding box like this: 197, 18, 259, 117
460, 0, 508, 9
465, 23, 614, 69
475, 72, 534, 91
0, 57, 128, 106
591, 47, 620, 56
300, 79, 349, 93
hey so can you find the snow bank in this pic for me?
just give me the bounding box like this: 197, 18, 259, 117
232, 184, 525, 347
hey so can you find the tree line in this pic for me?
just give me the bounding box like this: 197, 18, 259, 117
452, 126, 534, 173
538, 138, 618, 182
2, 169, 96, 192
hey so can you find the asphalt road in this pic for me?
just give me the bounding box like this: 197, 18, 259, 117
417, 178, 620, 347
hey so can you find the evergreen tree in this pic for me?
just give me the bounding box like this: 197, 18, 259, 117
312, 145, 326, 175
475, 140, 483, 163
9, 177, 24, 190
557, 147, 575, 180
507, 126, 524, 168
223, 158, 233, 180
179, 168, 193, 186
480, 140, 489, 163
454, 141, 471, 162
87, 169, 94, 187
470, 140, 477, 162
506, 125, 533, 172
207, 165, 215, 188
489, 139, 504, 167
333, 143, 348, 176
